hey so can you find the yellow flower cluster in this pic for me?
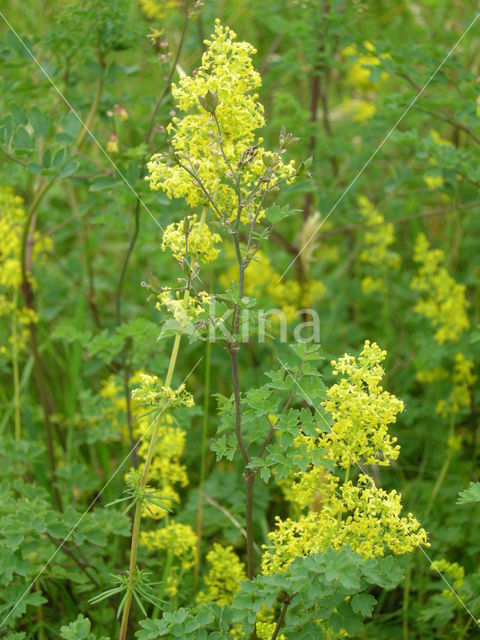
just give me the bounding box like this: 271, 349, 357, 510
156, 290, 210, 327
263, 474, 427, 573
341, 98, 377, 123
95, 375, 128, 437
431, 559, 465, 599
0, 186, 50, 358
411, 233, 470, 344
135, 419, 188, 516
132, 372, 194, 408
262, 341, 427, 574
94, 371, 189, 516
357, 195, 400, 293
340, 42, 388, 122
320, 341, 402, 468
416, 366, 448, 385
256, 608, 286, 640
162, 214, 221, 264
423, 130, 453, 190
141, 521, 197, 568
146, 20, 295, 221
196, 543, 245, 606
436, 353, 476, 418
220, 250, 325, 323
138, 0, 181, 20
140, 522, 197, 596
343, 42, 387, 89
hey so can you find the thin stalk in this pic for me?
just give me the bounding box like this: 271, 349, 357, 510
403, 567, 411, 640
115, 10, 188, 467
425, 417, 456, 517
145, 5, 189, 145
270, 597, 291, 640
118, 332, 182, 640
195, 336, 212, 589
12, 291, 21, 439
73, 72, 104, 151
337, 464, 350, 525
424, 450, 453, 517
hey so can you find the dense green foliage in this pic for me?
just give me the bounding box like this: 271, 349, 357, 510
1, 0, 480, 638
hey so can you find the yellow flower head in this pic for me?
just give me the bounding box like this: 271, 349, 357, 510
132, 372, 194, 408
146, 20, 295, 221
162, 214, 221, 264
138, 0, 182, 20
431, 559, 465, 599
140, 521, 197, 570
411, 233, 469, 344
0, 186, 51, 358
343, 42, 388, 89
197, 543, 246, 606
357, 195, 400, 294
263, 473, 427, 574
262, 341, 427, 575
436, 353, 476, 418
156, 290, 210, 328
320, 340, 402, 468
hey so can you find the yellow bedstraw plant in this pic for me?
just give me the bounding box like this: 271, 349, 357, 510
411, 232, 469, 344
196, 543, 246, 606
262, 341, 428, 574
0, 186, 51, 357
146, 20, 296, 221
119, 20, 298, 638
0, 185, 51, 439
357, 195, 400, 294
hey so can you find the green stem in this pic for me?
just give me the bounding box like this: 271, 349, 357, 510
425, 418, 456, 517
338, 464, 350, 525
424, 451, 453, 517
403, 567, 411, 640
73, 71, 104, 151
145, 5, 189, 145
12, 291, 21, 439
195, 337, 211, 589
118, 332, 182, 640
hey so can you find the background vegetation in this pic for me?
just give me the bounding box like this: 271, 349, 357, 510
1, 0, 480, 638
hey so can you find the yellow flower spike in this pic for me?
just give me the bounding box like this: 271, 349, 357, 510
431, 559, 465, 599
196, 543, 246, 606
132, 372, 194, 408
320, 340, 402, 468
162, 214, 221, 264
95, 370, 190, 520
262, 475, 428, 574
436, 353, 476, 418
262, 341, 428, 575
357, 195, 400, 294
0, 186, 51, 358
140, 522, 197, 570
342, 41, 388, 89
146, 21, 296, 221
138, 0, 181, 20
411, 233, 470, 344
156, 289, 210, 327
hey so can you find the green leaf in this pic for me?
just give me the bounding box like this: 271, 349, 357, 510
457, 482, 480, 504
29, 108, 50, 137
265, 204, 296, 224
60, 158, 80, 178
351, 593, 376, 617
